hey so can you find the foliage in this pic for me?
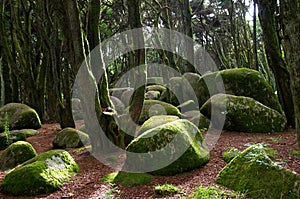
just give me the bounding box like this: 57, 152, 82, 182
189, 185, 245, 199
101, 172, 153, 187
3, 112, 11, 146
222, 147, 241, 163
153, 184, 179, 196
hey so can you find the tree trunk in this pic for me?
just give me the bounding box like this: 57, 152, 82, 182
257, 0, 295, 127
280, 0, 300, 148
127, 0, 146, 145
252, 0, 258, 70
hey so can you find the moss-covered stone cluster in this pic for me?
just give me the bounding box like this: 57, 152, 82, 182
184, 68, 282, 112
2, 150, 79, 196
216, 144, 300, 199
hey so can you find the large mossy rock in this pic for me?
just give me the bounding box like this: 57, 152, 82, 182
126, 119, 210, 175
52, 127, 90, 149
216, 144, 300, 199
0, 141, 37, 171
139, 100, 181, 124
138, 115, 180, 136
2, 150, 80, 196
200, 94, 286, 133
183, 68, 282, 112
0, 103, 41, 132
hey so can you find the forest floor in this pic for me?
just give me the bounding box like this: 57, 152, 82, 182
0, 122, 299, 199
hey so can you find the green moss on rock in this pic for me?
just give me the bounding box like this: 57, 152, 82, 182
138, 115, 180, 136
0, 141, 37, 170
185, 68, 282, 112
126, 119, 210, 176
146, 85, 167, 93
222, 147, 241, 163
139, 100, 181, 124
154, 184, 179, 196
101, 172, 153, 187
2, 150, 79, 196
10, 129, 39, 138
145, 91, 161, 100
200, 94, 286, 133
216, 144, 300, 199
52, 127, 90, 149
0, 103, 41, 132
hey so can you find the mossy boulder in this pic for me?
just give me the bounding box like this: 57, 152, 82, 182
10, 129, 39, 138
0, 141, 37, 170
138, 115, 180, 136
200, 94, 286, 133
183, 110, 210, 130
0, 103, 41, 132
184, 68, 282, 112
72, 98, 83, 120
52, 127, 90, 149
139, 100, 181, 124
101, 171, 153, 187
216, 144, 300, 199
2, 150, 80, 196
145, 91, 161, 100
146, 84, 167, 93
126, 119, 210, 175
0, 132, 26, 150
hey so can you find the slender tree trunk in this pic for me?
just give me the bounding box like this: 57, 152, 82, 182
127, 0, 146, 144
257, 0, 294, 127
252, 0, 258, 70
280, 0, 300, 148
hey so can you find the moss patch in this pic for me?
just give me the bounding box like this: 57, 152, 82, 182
189, 185, 245, 199
154, 184, 179, 196
216, 143, 300, 199
138, 115, 180, 136
222, 147, 241, 163
139, 100, 181, 124
102, 172, 153, 187
0, 141, 37, 170
2, 150, 79, 196
200, 94, 286, 133
52, 127, 90, 149
183, 110, 210, 130
185, 68, 282, 112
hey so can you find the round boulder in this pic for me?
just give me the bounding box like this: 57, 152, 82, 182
0, 103, 41, 132
0, 141, 37, 170
2, 150, 80, 196
52, 127, 90, 149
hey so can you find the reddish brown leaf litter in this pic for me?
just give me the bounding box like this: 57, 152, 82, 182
0, 123, 299, 199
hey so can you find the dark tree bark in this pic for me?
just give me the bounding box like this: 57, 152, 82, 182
257, 0, 294, 127
280, 0, 300, 147
127, 0, 146, 144
252, 0, 258, 70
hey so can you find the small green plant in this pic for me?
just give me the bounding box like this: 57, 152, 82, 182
267, 137, 282, 143
3, 112, 11, 146
154, 184, 179, 196
104, 183, 121, 199
189, 185, 245, 199
291, 151, 300, 157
